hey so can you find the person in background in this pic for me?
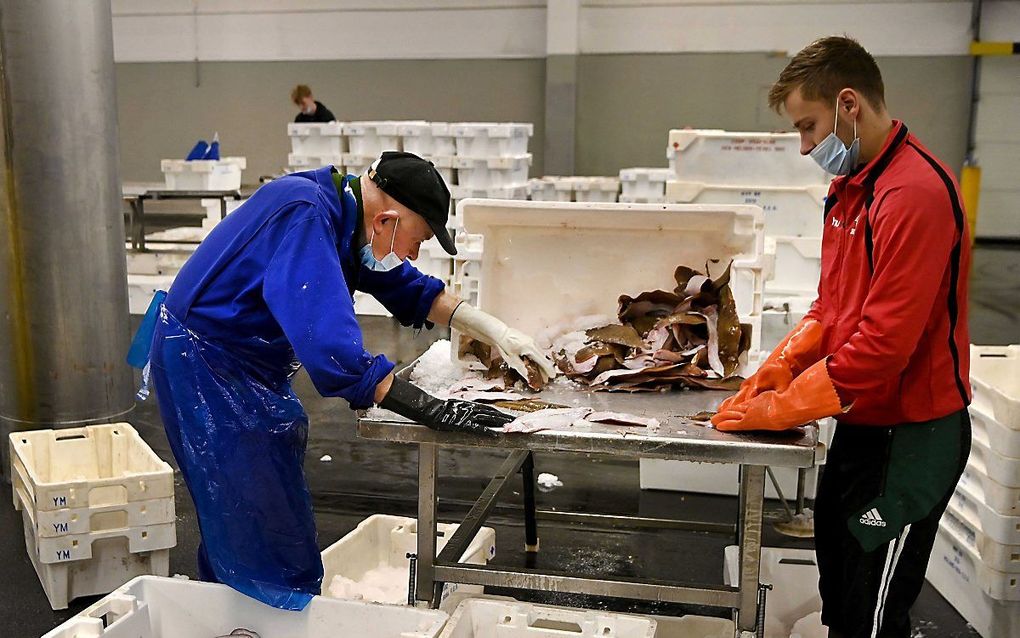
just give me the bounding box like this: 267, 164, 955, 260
291, 84, 336, 123
712, 36, 971, 638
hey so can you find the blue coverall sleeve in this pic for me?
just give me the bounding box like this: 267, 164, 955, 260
262, 214, 394, 409
355, 260, 446, 330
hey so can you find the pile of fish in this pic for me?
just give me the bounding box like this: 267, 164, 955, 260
461, 262, 751, 393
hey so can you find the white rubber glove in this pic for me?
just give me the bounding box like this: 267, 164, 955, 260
451, 303, 557, 383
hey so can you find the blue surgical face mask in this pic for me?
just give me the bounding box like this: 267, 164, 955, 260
809, 100, 860, 176
359, 216, 404, 272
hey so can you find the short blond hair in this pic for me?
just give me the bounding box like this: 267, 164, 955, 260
291, 84, 312, 105
768, 36, 885, 114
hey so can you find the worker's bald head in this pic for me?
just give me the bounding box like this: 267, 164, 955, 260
361, 176, 433, 262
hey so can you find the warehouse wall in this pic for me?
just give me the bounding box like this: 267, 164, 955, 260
574, 53, 973, 177
115, 59, 547, 181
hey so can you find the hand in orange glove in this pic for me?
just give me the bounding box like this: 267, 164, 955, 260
717, 318, 824, 413
712, 359, 845, 432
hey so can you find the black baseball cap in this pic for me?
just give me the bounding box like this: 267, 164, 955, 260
368, 151, 456, 255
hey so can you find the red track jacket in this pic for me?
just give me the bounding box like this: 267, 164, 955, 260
807, 121, 971, 426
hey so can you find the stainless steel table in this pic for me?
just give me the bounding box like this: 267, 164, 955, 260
123, 188, 243, 251
358, 383, 819, 634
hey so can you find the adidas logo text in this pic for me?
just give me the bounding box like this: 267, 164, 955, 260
860, 508, 887, 527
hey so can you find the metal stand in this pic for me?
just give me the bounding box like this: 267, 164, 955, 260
124, 189, 242, 251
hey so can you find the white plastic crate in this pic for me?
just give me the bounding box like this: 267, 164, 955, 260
937, 514, 1020, 599
667, 129, 830, 187
927, 524, 1020, 638
345, 121, 405, 156
619, 168, 673, 203
400, 122, 456, 157
450, 122, 533, 158
22, 508, 174, 566
454, 154, 531, 189
17, 493, 174, 539
353, 291, 392, 318
950, 478, 1020, 546
288, 152, 344, 171
724, 545, 821, 638
42, 575, 450, 638
415, 237, 454, 285
573, 177, 620, 203
438, 598, 656, 638
640, 458, 819, 500
24, 518, 170, 611
760, 295, 812, 353
960, 453, 1020, 516
450, 185, 528, 202
451, 234, 484, 308
128, 274, 176, 315
971, 345, 1020, 429
665, 181, 827, 237
764, 236, 822, 297
343, 152, 377, 177
429, 154, 456, 186
288, 121, 346, 156
942, 506, 1020, 577
321, 514, 495, 606
971, 404, 1020, 459
969, 431, 1020, 490
10, 423, 174, 513
160, 157, 245, 191
457, 200, 766, 350
126, 250, 191, 277
527, 177, 575, 202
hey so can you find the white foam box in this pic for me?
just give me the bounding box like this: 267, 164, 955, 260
438, 598, 655, 638
764, 235, 822, 297
950, 477, 1020, 546
453, 154, 532, 189
160, 157, 245, 191
288, 121, 346, 156
288, 152, 344, 171
42, 575, 450, 638
618, 168, 673, 203
321, 514, 496, 607
456, 200, 766, 359
527, 176, 575, 202
343, 152, 377, 177
942, 505, 1020, 578
345, 121, 406, 156
667, 129, 830, 187
724, 545, 821, 638
665, 181, 827, 237
127, 274, 177, 315
971, 345, 1020, 429
573, 176, 620, 203
927, 523, 1020, 638
450, 122, 533, 158
400, 122, 456, 157
971, 403, 1020, 459
10, 423, 174, 513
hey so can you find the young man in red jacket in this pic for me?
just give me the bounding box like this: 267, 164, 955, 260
712, 36, 972, 638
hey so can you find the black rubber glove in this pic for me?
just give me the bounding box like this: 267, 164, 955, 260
379, 377, 512, 435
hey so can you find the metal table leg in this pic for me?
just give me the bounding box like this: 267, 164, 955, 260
736, 465, 766, 633
522, 452, 539, 552
416, 443, 439, 607
136, 197, 147, 251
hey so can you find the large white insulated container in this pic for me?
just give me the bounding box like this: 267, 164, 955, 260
667, 129, 829, 187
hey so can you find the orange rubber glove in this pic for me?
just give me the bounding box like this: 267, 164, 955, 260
717, 318, 824, 413
712, 359, 844, 432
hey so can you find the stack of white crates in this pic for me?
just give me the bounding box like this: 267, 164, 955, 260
927, 345, 1020, 638
619, 168, 673, 203
663, 129, 832, 352
448, 123, 532, 227
9, 423, 176, 610
399, 122, 457, 187
528, 176, 619, 203
288, 122, 346, 173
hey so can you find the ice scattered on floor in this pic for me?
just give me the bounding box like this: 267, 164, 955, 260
327, 566, 410, 605
320, 454, 332, 462
537, 472, 564, 492
409, 340, 475, 395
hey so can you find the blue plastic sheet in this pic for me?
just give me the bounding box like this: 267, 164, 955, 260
149, 305, 321, 611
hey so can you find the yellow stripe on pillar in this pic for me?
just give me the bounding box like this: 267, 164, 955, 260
961, 165, 981, 245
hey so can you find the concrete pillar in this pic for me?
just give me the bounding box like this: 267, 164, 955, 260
544, 0, 579, 176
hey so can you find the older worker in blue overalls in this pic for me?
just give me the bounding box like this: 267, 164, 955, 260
144, 152, 554, 610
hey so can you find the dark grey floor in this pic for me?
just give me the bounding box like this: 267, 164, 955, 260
3, 244, 1016, 637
